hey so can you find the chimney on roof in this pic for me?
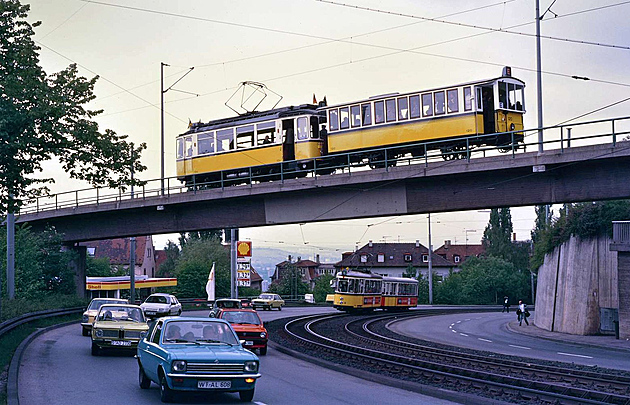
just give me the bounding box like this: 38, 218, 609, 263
368, 240, 373, 248
513, 232, 516, 242
445, 240, 451, 249
316, 254, 320, 264
415, 240, 420, 248
297, 256, 301, 262
288, 254, 292, 263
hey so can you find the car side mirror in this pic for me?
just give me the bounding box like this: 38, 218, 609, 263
209, 313, 216, 318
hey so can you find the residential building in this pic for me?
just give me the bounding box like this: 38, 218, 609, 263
272, 255, 337, 289
335, 241, 456, 280
434, 240, 485, 267
81, 236, 157, 278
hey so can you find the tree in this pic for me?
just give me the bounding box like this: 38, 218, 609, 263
482, 208, 514, 261
268, 263, 309, 298
404, 264, 417, 278
531, 205, 552, 244
313, 274, 334, 303
0, 1, 146, 213
171, 238, 230, 298
156, 240, 180, 277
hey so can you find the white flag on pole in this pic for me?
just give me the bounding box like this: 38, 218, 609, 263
206, 262, 215, 302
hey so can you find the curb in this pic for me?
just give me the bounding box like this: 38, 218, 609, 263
7, 320, 80, 405
268, 341, 509, 405
505, 320, 630, 354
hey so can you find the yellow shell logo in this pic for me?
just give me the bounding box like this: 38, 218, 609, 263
237, 241, 252, 257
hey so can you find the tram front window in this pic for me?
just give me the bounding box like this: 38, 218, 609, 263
338, 279, 348, 293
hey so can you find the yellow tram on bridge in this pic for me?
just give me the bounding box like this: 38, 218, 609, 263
176, 67, 525, 185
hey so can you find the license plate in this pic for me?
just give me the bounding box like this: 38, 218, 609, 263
145, 311, 156, 315
198, 380, 231, 389
111, 340, 131, 346
244, 341, 254, 346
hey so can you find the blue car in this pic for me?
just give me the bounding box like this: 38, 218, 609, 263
137, 317, 260, 403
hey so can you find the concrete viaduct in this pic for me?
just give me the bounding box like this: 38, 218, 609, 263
17, 141, 630, 242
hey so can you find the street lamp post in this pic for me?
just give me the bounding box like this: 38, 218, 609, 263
428, 213, 433, 305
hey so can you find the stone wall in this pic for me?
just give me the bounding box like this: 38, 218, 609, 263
534, 236, 617, 335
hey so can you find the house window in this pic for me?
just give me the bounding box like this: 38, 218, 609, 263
377, 253, 385, 263
87, 247, 96, 257
360, 254, 368, 263
422, 254, 429, 262
404, 253, 412, 262
454, 255, 461, 263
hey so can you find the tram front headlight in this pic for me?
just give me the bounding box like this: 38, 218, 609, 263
510, 123, 515, 131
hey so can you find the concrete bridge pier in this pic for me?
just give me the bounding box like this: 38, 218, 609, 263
610, 221, 630, 339
64, 244, 87, 299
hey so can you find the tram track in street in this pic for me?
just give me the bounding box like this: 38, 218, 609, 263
270, 310, 630, 404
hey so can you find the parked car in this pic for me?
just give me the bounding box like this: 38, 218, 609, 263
217, 308, 268, 355
140, 293, 182, 319
251, 294, 284, 311
91, 304, 148, 356
81, 297, 127, 336
137, 317, 260, 402
240, 298, 252, 308
208, 298, 242, 318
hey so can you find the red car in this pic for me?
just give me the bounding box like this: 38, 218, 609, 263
217, 308, 268, 355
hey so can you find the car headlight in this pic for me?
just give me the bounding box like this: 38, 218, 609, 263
244, 361, 258, 373
260, 332, 266, 338
172, 360, 187, 372
82, 315, 88, 323
95, 329, 103, 337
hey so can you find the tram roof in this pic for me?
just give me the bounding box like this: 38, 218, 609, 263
337, 270, 383, 280
181, 104, 322, 136
320, 75, 525, 111
382, 275, 419, 284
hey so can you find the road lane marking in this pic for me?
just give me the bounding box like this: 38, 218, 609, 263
456, 321, 461, 323
509, 344, 531, 350
452, 330, 457, 333
459, 333, 468, 337
478, 338, 492, 343
557, 352, 593, 359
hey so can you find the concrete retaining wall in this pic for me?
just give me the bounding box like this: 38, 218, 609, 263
535, 236, 617, 335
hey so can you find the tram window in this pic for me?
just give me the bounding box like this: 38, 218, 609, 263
409, 95, 420, 118
297, 117, 309, 140
256, 122, 275, 145
185, 136, 193, 157
176, 138, 184, 159
310, 116, 319, 138
236, 125, 254, 149
351, 105, 361, 127
514, 85, 524, 111
198, 132, 214, 155
216, 128, 234, 152
339, 107, 350, 129
374, 101, 385, 124
463, 87, 473, 111
498, 81, 508, 109
434, 91, 445, 115
329, 109, 339, 131
385, 99, 396, 122
397, 97, 408, 120
422, 93, 433, 117
338, 279, 348, 293
476, 87, 483, 110
361, 103, 372, 126
447, 89, 459, 113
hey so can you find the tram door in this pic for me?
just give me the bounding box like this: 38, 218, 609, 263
282, 119, 295, 161
480, 85, 496, 134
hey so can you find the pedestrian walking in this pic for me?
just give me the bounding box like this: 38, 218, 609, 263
517, 300, 529, 326
502, 296, 510, 313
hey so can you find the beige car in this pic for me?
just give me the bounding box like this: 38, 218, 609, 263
91, 304, 148, 355
81, 298, 127, 336
251, 294, 284, 311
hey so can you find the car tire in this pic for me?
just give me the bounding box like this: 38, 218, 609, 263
82, 327, 90, 337
177, 309, 181, 316
251, 306, 256, 311
239, 388, 255, 402
91, 342, 100, 356
160, 373, 174, 403
278, 306, 282, 311
259, 346, 267, 356
139, 366, 151, 389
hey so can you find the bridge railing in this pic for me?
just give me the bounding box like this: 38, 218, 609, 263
18, 116, 630, 215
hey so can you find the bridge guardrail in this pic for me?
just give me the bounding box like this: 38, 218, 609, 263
0, 307, 83, 339
17, 116, 630, 215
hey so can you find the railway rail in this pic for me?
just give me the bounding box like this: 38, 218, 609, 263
275, 310, 630, 404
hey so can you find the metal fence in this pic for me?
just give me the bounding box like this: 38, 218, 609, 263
18, 116, 630, 215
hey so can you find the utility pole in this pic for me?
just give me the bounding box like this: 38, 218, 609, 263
129, 161, 136, 304
536, 0, 544, 154
428, 213, 433, 305
7, 201, 15, 300
230, 229, 238, 299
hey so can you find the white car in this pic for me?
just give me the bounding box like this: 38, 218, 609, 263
140, 293, 182, 318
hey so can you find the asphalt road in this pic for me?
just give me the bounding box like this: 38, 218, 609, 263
18, 307, 457, 405
390, 311, 630, 371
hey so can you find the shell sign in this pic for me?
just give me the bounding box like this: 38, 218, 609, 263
237, 241, 252, 257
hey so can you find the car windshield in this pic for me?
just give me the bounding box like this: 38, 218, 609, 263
217, 300, 239, 308
145, 295, 168, 304
221, 311, 261, 325
88, 299, 126, 311
97, 306, 145, 322
259, 294, 274, 300
162, 321, 239, 345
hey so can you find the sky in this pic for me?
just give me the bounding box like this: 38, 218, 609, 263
21, 0, 630, 259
